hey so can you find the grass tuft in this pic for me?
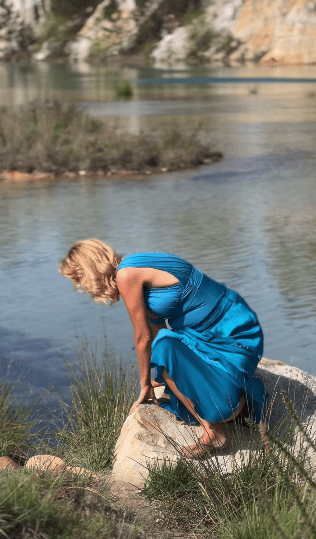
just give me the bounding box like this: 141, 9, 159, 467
0, 468, 128, 539
55, 338, 138, 471
0, 380, 40, 465
0, 338, 140, 538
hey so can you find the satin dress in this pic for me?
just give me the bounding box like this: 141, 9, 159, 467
117, 253, 265, 424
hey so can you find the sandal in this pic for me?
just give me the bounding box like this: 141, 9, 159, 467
180, 435, 228, 459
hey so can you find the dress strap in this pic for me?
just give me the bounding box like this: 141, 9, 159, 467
117, 253, 192, 288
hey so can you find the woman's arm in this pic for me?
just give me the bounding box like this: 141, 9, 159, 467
116, 267, 159, 412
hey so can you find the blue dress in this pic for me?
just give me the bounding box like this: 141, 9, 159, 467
117, 253, 265, 424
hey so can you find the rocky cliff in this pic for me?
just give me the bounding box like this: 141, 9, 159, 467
0, 0, 49, 60
65, 0, 316, 66
2, 0, 316, 66
231, 0, 316, 65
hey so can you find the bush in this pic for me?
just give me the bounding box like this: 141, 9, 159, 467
114, 81, 134, 100
0, 101, 222, 175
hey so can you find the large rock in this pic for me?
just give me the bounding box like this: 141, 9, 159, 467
231, 0, 316, 65
65, 0, 139, 62
151, 0, 316, 67
112, 359, 316, 487
0, 0, 48, 60
151, 26, 191, 67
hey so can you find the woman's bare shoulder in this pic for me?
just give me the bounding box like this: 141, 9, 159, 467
118, 266, 179, 289
116, 267, 148, 296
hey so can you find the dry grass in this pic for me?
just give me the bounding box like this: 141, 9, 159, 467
0, 102, 222, 177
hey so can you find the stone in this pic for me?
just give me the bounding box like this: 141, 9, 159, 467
211, 0, 243, 33
112, 386, 260, 487
0, 0, 39, 59
66, 0, 139, 61
0, 456, 22, 470
25, 454, 100, 479
33, 41, 52, 61
2, 0, 315, 66
255, 360, 316, 431
231, 0, 316, 65
112, 360, 316, 487
26, 455, 67, 473
151, 26, 191, 67
64, 36, 92, 63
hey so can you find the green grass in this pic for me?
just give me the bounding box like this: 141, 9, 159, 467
55, 338, 138, 471
0, 467, 139, 539
2, 339, 315, 539
0, 339, 140, 539
0, 379, 40, 464
38, 14, 70, 45
144, 394, 316, 538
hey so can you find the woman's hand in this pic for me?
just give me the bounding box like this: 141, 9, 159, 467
129, 384, 159, 415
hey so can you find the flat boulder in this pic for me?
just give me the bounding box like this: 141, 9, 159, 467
112, 359, 316, 487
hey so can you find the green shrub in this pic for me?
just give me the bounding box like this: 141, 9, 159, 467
114, 81, 134, 100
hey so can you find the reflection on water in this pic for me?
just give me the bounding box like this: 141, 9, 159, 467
1, 62, 316, 107
266, 204, 316, 318
0, 62, 316, 406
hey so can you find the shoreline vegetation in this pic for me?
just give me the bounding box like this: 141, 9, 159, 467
0, 101, 223, 184
1, 338, 316, 538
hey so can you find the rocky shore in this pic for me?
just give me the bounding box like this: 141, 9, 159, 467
1, 0, 316, 66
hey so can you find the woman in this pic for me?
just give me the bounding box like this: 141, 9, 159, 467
59, 239, 265, 458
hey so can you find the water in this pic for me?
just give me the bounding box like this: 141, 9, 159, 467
0, 62, 316, 409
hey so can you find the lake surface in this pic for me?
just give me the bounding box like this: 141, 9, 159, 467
0, 62, 316, 410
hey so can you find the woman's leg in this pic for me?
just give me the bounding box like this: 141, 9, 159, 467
223, 394, 246, 423
151, 380, 165, 388
161, 368, 227, 448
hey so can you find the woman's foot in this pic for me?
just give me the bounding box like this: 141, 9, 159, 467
180, 430, 228, 459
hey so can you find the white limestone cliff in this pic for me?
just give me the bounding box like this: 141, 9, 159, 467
2, 0, 316, 66
0, 0, 49, 59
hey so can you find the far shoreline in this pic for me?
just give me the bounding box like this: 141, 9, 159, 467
0, 155, 223, 185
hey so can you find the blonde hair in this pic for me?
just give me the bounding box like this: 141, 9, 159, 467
59, 239, 122, 304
